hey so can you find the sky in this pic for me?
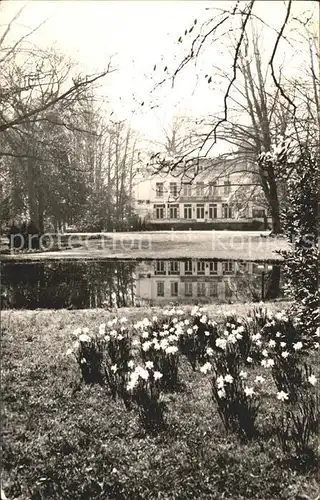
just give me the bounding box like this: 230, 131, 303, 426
0, 0, 318, 147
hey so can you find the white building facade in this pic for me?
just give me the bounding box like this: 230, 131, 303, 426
133, 157, 267, 225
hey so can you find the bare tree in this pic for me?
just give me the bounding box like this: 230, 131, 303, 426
0, 7, 114, 134
148, 0, 318, 233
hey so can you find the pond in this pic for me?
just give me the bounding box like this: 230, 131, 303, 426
0, 259, 282, 309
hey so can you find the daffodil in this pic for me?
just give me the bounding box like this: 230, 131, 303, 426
244, 386, 255, 397
277, 391, 289, 402
293, 341, 303, 351
200, 362, 212, 374
154, 371, 163, 380
224, 374, 233, 384
308, 374, 317, 386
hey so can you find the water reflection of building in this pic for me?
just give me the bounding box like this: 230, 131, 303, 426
135, 260, 271, 304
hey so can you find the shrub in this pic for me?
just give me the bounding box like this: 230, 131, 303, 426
71, 328, 105, 385
179, 306, 218, 370
134, 312, 183, 392
126, 362, 166, 433
281, 149, 319, 336
200, 315, 262, 440
273, 365, 319, 461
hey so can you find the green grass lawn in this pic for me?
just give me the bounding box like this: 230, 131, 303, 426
2, 303, 318, 500
1, 231, 288, 261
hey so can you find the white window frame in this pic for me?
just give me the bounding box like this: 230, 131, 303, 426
168, 261, 179, 275
222, 203, 232, 219
184, 260, 193, 275
209, 261, 218, 275
223, 261, 234, 275
169, 204, 179, 219
154, 204, 165, 219
209, 181, 217, 196
209, 281, 218, 297
183, 183, 192, 197
156, 281, 165, 297
184, 282, 193, 297
155, 261, 166, 275
169, 182, 178, 197
156, 182, 164, 198
224, 180, 231, 195
197, 281, 206, 296
196, 182, 204, 196
209, 204, 217, 219
170, 281, 179, 297
196, 204, 205, 219
184, 204, 192, 219
197, 261, 205, 275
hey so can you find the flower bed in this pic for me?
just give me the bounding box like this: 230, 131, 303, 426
2, 304, 319, 499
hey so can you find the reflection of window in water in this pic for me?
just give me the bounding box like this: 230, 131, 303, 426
184, 260, 193, 275
209, 281, 218, 297
209, 261, 218, 275
225, 281, 233, 298
197, 282, 206, 296
184, 282, 193, 296
170, 281, 179, 296
157, 281, 165, 297
169, 261, 179, 275
223, 261, 234, 275
155, 261, 166, 275
197, 261, 205, 275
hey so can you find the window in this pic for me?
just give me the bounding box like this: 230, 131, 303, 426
137, 200, 144, 205
155, 261, 166, 275
169, 182, 178, 197
146, 200, 150, 204
222, 203, 233, 219
209, 261, 218, 275
209, 281, 218, 297
209, 204, 217, 219
170, 282, 179, 297
196, 182, 204, 196
168, 261, 179, 275
156, 182, 164, 197
184, 204, 192, 219
197, 282, 206, 296
169, 204, 179, 219
225, 281, 233, 298
196, 204, 205, 219
224, 180, 231, 195
183, 183, 192, 197
252, 209, 265, 218
157, 282, 165, 297
154, 204, 165, 219
223, 261, 234, 275
197, 261, 205, 275
184, 282, 193, 297
184, 260, 193, 275
209, 181, 217, 196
